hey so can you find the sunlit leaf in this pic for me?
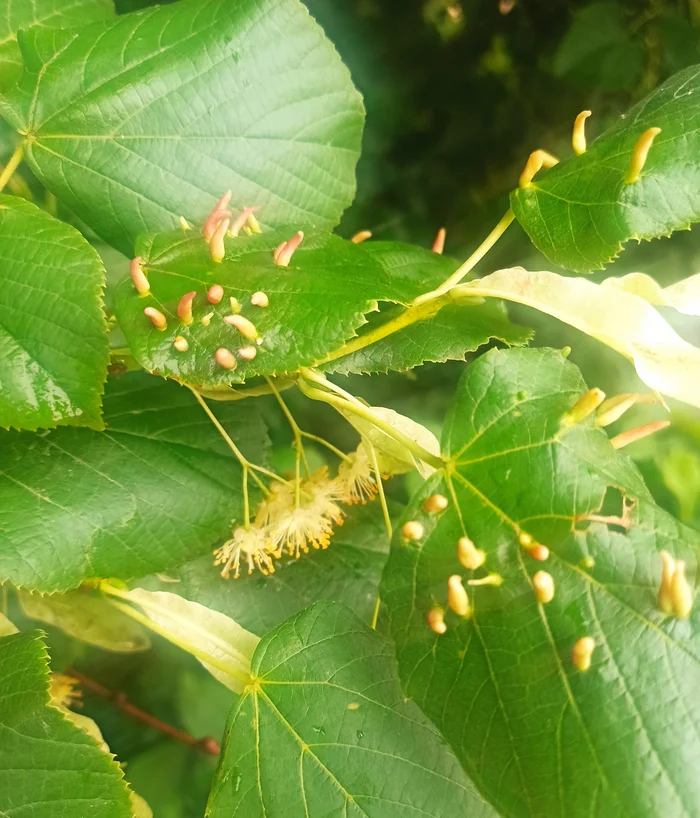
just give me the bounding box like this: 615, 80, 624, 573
603, 271, 700, 316
382, 347, 700, 816
460, 267, 700, 408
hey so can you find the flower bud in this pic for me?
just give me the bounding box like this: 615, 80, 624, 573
402, 521, 424, 541
532, 571, 554, 603
423, 494, 448, 514
457, 536, 486, 570
572, 637, 595, 671
447, 575, 470, 617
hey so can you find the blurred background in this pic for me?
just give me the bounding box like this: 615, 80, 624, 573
5, 1, 700, 813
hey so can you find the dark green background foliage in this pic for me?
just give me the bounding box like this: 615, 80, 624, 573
1, 0, 700, 816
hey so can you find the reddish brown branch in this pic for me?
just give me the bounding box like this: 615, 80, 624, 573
65, 666, 220, 756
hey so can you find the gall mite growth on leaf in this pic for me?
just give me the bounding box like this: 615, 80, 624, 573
447, 575, 470, 617
457, 536, 486, 570
173, 336, 189, 352
229, 206, 260, 237
432, 227, 446, 255
224, 314, 258, 341
177, 291, 196, 325
130, 256, 150, 295
201, 311, 214, 327
202, 191, 233, 240
532, 571, 555, 603
144, 307, 167, 331
572, 637, 595, 672
250, 291, 269, 308
350, 230, 372, 244
402, 521, 424, 541
238, 346, 257, 360
519, 149, 559, 188
207, 285, 224, 304
215, 348, 237, 370
179, 216, 191, 230
229, 297, 241, 314
625, 127, 662, 184
209, 217, 230, 263
467, 573, 503, 587
561, 388, 606, 426
427, 607, 447, 635
572, 110, 592, 155
275, 231, 304, 267
423, 494, 448, 514
659, 551, 693, 618
610, 420, 670, 449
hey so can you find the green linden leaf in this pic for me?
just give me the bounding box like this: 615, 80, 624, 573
0, 194, 108, 431
148, 502, 391, 636
511, 64, 700, 272
0, 0, 114, 93
321, 243, 532, 375
115, 232, 529, 386
382, 346, 700, 816
0, 630, 133, 817
207, 601, 497, 817
0, 372, 268, 591
0, 0, 364, 255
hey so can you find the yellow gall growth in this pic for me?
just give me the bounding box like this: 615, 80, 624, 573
457, 536, 486, 570
350, 230, 372, 244
625, 127, 661, 184
402, 521, 424, 541
144, 307, 167, 331
447, 575, 470, 617
423, 494, 448, 514
173, 336, 189, 352
572, 110, 592, 155
572, 637, 595, 672
427, 607, 447, 635
532, 570, 555, 604
561, 388, 606, 426
130, 256, 150, 295
250, 291, 269, 308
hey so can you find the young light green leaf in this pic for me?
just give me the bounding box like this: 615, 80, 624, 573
115, 587, 259, 693
511, 64, 700, 271
1, 0, 364, 254
603, 271, 700, 316
0, 372, 269, 591
18, 587, 151, 652
144, 502, 391, 636
0, 194, 108, 431
0, 0, 114, 92
0, 630, 133, 817
340, 404, 440, 475
382, 347, 700, 817
207, 601, 497, 817
460, 266, 700, 408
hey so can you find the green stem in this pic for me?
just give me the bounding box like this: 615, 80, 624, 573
0, 144, 24, 194
297, 376, 444, 469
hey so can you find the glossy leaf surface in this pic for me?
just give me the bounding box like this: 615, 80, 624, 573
511, 64, 700, 271
383, 347, 700, 817
0, 194, 108, 430
1, 0, 364, 254
0, 630, 132, 817
0, 373, 268, 591
208, 601, 496, 817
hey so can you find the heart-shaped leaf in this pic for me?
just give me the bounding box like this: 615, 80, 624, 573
382, 347, 700, 817
0, 0, 114, 92
0, 0, 364, 254
511, 64, 700, 271
0, 630, 133, 817
0, 372, 268, 591
207, 601, 497, 817
0, 194, 108, 430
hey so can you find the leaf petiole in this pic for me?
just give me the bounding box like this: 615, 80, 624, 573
0, 144, 24, 194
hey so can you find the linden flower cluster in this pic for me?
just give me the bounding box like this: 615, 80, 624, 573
214, 445, 379, 579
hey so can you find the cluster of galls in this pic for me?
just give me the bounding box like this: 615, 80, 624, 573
129, 191, 309, 372
214, 444, 379, 579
